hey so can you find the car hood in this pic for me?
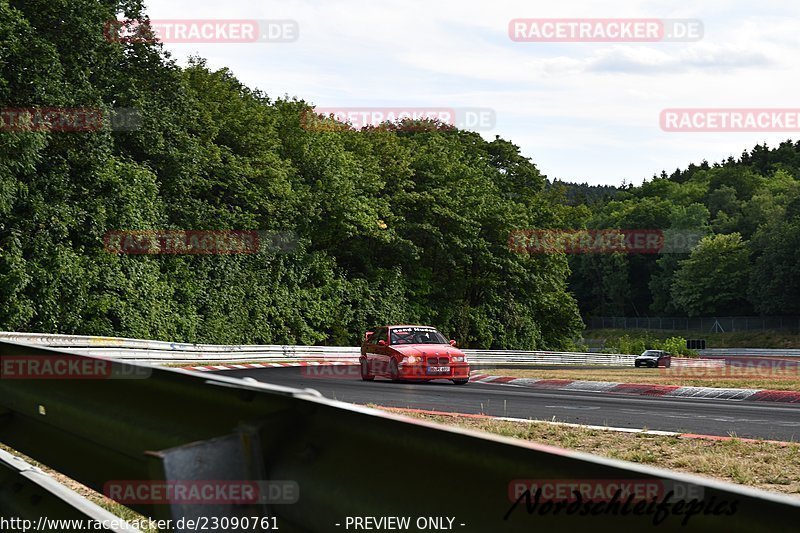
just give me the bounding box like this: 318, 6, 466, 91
393, 344, 465, 357
636, 355, 659, 359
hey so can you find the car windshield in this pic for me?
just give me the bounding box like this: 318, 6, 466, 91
642, 351, 661, 357
390, 328, 448, 345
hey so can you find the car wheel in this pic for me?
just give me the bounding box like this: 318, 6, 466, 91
452, 378, 469, 385
389, 359, 400, 382
360, 358, 374, 381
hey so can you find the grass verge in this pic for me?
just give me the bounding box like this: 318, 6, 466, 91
0, 443, 159, 532
381, 410, 800, 497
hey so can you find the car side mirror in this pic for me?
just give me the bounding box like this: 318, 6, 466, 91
449, 340, 457, 347
378, 340, 387, 347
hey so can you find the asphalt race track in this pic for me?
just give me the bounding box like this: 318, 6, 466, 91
219, 366, 800, 441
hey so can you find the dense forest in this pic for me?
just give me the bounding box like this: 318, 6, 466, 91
566, 142, 800, 318
0, 0, 583, 348
1, 1, 798, 350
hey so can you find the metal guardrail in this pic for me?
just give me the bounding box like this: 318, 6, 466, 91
589, 316, 800, 332
2, 340, 800, 532
463, 349, 636, 365
671, 359, 726, 368
0, 332, 634, 365
0, 448, 141, 531
0, 332, 359, 358
49, 347, 359, 363
700, 348, 800, 357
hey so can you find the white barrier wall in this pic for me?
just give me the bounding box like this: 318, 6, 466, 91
0, 332, 639, 365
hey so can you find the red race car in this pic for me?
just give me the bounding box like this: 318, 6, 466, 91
360, 325, 470, 385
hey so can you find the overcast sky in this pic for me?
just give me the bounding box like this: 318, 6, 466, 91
143, 0, 800, 185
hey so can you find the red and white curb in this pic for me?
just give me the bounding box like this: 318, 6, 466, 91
184, 361, 355, 371
470, 374, 800, 403
382, 407, 798, 446
184, 364, 800, 404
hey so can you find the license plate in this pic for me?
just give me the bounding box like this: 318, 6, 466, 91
427, 366, 450, 374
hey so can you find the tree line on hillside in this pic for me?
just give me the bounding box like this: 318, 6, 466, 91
563, 141, 800, 319
0, 0, 583, 348
3, 1, 797, 350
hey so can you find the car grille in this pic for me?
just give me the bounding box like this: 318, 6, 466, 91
427, 356, 449, 365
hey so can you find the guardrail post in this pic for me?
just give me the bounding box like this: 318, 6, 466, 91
3, 340, 800, 531
142, 430, 272, 530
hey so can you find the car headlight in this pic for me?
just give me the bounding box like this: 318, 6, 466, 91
402, 355, 421, 364
451, 356, 466, 363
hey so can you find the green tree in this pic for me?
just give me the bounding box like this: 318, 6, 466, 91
748, 219, 800, 314
671, 234, 751, 316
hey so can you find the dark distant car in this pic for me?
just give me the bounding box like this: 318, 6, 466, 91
360, 325, 470, 385
634, 350, 672, 368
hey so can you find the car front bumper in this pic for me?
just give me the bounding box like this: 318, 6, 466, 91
397, 363, 471, 380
